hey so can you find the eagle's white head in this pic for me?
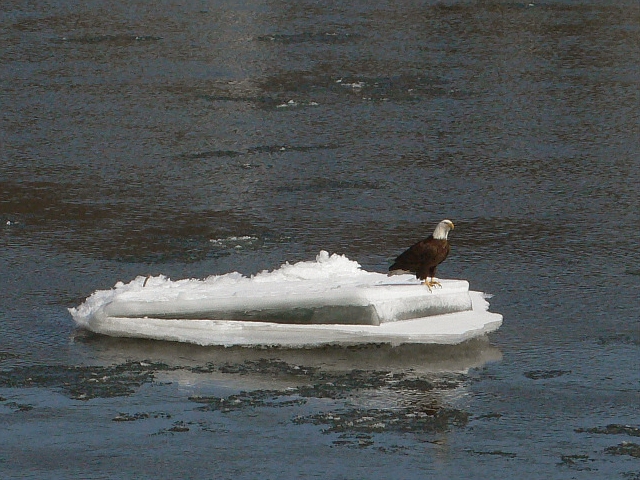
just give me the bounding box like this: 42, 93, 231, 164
432, 219, 455, 240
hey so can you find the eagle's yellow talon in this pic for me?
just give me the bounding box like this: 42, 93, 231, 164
423, 279, 441, 290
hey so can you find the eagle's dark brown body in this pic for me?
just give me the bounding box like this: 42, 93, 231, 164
389, 236, 450, 281
389, 219, 454, 287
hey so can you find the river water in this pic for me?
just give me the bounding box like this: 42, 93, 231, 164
1, 0, 639, 478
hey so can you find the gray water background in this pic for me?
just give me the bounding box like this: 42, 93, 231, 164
1, 0, 639, 478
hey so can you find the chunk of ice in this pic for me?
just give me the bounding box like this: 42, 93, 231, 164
69, 251, 502, 346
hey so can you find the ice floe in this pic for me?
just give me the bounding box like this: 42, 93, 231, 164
69, 251, 502, 347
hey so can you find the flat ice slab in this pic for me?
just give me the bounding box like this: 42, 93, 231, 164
69, 251, 503, 347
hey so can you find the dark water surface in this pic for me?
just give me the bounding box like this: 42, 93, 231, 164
1, 0, 639, 478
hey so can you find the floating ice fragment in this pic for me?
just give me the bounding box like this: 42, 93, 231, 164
69, 251, 502, 347
277, 99, 298, 108
276, 99, 318, 108
210, 235, 259, 249
343, 81, 365, 89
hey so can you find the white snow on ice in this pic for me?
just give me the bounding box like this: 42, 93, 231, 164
69, 251, 502, 347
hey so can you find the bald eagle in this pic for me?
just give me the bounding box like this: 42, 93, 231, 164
389, 219, 455, 289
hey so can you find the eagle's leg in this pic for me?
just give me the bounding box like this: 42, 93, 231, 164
424, 277, 442, 289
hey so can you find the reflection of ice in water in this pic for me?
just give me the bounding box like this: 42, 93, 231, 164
134, 344, 486, 411
78, 336, 502, 390
349, 383, 469, 412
